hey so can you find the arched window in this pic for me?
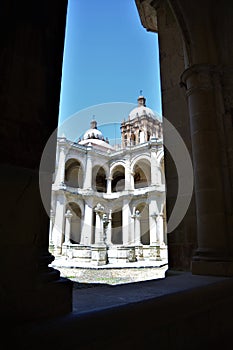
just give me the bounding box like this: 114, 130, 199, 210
131, 133, 136, 145
65, 159, 83, 188
112, 165, 125, 192
133, 159, 151, 189
92, 166, 107, 193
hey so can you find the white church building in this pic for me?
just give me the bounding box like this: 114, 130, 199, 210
49, 95, 167, 265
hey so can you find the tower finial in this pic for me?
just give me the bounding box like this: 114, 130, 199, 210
137, 92, 146, 107
90, 116, 97, 129
139, 89, 143, 96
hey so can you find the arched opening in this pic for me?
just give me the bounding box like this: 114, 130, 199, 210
133, 159, 151, 189
111, 165, 125, 192
67, 202, 82, 243
111, 209, 123, 244
92, 166, 107, 193
131, 133, 136, 145
136, 202, 150, 245
65, 158, 83, 188
48, 0, 167, 285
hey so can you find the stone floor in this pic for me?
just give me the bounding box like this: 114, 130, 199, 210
51, 256, 168, 285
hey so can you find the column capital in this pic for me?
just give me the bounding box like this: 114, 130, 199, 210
131, 210, 141, 219
94, 203, 105, 216
65, 209, 73, 218
180, 64, 222, 96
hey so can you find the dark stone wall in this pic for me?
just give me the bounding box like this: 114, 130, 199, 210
0, 0, 72, 320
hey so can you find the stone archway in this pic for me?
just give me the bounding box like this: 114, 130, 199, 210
133, 159, 151, 189
92, 166, 107, 193
65, 158, 83, 188
111, 165, 125, 192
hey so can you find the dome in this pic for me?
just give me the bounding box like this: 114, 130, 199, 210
129, 105, 156, 120
83, 128, 104, 140
78, 118, 114, 151
128, 94, 156, 120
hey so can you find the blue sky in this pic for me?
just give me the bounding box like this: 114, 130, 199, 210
58, 0, 162, 140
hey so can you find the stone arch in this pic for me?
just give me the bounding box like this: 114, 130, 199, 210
111, 164, 125, 192
132, 157, 151, 189
131, 133, 136, 145
64, 158, 83, 188
92, 165, 107, 193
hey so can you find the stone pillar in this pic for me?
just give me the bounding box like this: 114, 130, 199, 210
150, 144, 161, 185
80, 202, 93, 245
130, 208, 136, 245
92, 203, 107, 265
83, 147, 92, 189
181, 64, 233, 275
105, 210, 112, 245
149, 213, 157, 246
64, 209, 72, 244
125, 156, 133, 190
134, 210, 141, 245
122, 200, 130, 245
54, 144, 66, 185
107, 177, 112, 194
52, 194, 66, 255
156, 214, 165, 246
136, 129, 140, 145
94, 203, 105, 245
139, 130, 145, 143
49, 209, 55, 246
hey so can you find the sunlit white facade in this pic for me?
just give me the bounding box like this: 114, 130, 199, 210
50, 96, 167, 265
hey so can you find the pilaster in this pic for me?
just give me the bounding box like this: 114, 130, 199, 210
181, 64, 233, 276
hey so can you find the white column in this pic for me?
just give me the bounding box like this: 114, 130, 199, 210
64, 209, 72, 244
80, 202, 93, 245
129, 212, 135, 245
125, 157, 133, 190
134, 210, 141, 245
94, 203, 105, 245
157, 214, 165, 246
122, 200, 130, 245
149, 200, 157, 245
49, 209, 55, 245
151, 148, 160, 185
139, 130, 145, 143
106, 177, 112, 194
52, 195, 65, 254
54, 145, 66, 185
83, 148, 92, 189
105, 210, 112, 245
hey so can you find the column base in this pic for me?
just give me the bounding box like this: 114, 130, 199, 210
192, 260, 233, 277
135, 245, 144, 261
91, 245, 107, 266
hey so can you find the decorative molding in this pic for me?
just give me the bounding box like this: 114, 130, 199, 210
135, 0, 158, 33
